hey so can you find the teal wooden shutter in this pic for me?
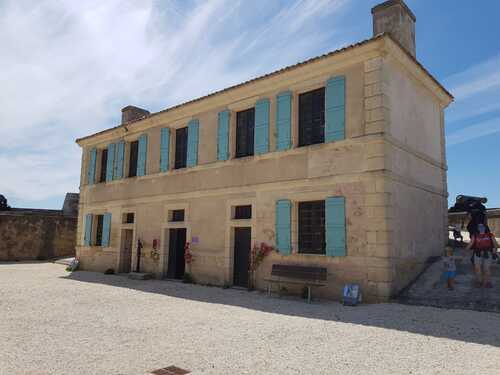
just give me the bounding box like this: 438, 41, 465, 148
187, 119, 199, 167
160, 128, 170, 172
106, 143, 115, 182
217, 111, 230, 161
275, 199, 292, 254
276, 91, 292, 151
137, 134, 148, 176
87, 148, 97, 185
101, 213, 112, 247
84, 214, 93, 246
254, 98, 270, 155
325, 76, 346, 142
114, 141, 125, 180
325, 197, 346, 256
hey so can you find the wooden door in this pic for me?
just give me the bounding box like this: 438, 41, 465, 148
233, 227, 251, 287
167, 228, 186, 279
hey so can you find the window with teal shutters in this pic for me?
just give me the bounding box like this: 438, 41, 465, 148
187, 119, 199, 167
325, 196, 346, 256
217, 110, 230, 161
87, 148, 97, 185
114, 141, 125, 179
84, 213, 93, 246
275, 199, 292, 254
106, 143, 115, 182
254, 98, 270, 155
137, 134, 148, 176
325, 76, 345, 142
276, 91, 292, 151
160, 128, 170, 172
101, 213, 112, 247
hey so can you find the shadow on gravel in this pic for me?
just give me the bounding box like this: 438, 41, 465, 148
61, 270, 500, 348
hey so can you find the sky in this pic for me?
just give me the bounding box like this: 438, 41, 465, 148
1, 0, 499, 210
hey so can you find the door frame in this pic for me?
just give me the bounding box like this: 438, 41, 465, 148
233, 226, 252, 287
116, 209, 137, 273
160, 203, 191, 278
224, 198, 257, 286
118, 228, 134, 273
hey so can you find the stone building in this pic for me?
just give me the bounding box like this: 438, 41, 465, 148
75, 0, 452, 302
0, 193, 78, 261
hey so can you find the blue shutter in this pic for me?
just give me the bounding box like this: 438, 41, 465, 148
137, 134, 148, 176
254, 98, 270, 155
275, 199, 292, 254
160, 128, 170, 172
325, 76, 346, 142
84, 214, 93, 246
187, 119, 199, 167
101, 213, 112, 247
114, 141, 125, 180
276, 91, 292, 151
106, 143, 115, 182
87, 148, 97, 185
325, 197, 346, 256
217, 111, 230, 161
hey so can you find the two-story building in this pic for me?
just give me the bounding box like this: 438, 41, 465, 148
75, 0, 452, 302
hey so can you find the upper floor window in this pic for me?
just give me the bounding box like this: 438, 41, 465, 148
128, 140, 139, 177
99, 149, 108, 183
298, 200, 325, 255
298, 87, 325, 147
236, 108, 255, 158
175, 127, 188, 169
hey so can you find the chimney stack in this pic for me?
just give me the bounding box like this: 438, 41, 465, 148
121, 105, 150, 124
372, 0, 416, 57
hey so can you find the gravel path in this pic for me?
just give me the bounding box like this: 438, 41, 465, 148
1, 262, 500, 375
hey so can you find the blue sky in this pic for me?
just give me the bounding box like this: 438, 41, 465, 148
1, 0, 499, 209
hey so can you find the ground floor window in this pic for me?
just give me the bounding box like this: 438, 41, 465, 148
234, 205, 252, 219
298, 200, 325, 254
95, 214, 104, 246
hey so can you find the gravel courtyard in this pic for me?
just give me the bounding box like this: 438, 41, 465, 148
1, 263, 500, 375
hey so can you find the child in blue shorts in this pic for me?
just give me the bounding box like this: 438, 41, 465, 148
443, 246, 457, 290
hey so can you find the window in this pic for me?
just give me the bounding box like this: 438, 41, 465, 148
129, 140, 139, 177
236, 108, 255, 158
298, 87, 325, 147
298, 201, 325, 255
234, 205, 252, 219
123, 212, 134, 224
95, 214, 104, 246
175, 127, 188, 169
99, 149, 108, 183
170, 209, 185, 222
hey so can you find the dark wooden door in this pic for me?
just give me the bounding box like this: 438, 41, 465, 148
167, 228, 186, 279
119, 229, 133, 273
233, 227, 251, 287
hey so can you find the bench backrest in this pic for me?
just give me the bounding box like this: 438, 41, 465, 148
271, 264, 327, 281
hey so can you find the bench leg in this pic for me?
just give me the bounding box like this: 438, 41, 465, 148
307, 286, 311, 303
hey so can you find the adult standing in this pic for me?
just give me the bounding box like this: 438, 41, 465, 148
466, 223, 498, 288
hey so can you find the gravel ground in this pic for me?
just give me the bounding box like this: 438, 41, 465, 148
1, 262, 500, 375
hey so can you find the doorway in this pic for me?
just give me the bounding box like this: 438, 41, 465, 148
167, 228, 186, 279
119, 229, 133, 273
233, 227, 251, 288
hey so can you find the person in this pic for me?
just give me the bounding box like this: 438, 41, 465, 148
466, 223, 498, 288
442, 246, 457, 290
452, 223, 463, 244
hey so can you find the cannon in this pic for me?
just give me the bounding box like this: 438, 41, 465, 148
0, 195, 10, 211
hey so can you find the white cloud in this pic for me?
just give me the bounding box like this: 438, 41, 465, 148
447, 117, 500, 146
0, 0, 350, 206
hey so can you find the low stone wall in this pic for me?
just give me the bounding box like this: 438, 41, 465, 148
0, 210, 77, 261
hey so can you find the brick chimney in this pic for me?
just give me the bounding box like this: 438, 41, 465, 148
121, 105, 150, 124
372, 0, 416, 57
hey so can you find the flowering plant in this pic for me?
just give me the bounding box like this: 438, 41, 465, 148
250, 242, 274, 271
184, 242, 194, 264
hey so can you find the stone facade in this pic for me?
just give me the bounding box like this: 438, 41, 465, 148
75, 23, 452, 302
0, 194, 78, 261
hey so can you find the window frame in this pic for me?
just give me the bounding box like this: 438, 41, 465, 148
298, 87, 325, 147
235, 108, 255, 158
128, 140, 139, 177
174, 127, 188, 169
94, 214, 105, 246
233, 205, 252, 220
297, 200, 326, 255
99, 149, 108, 183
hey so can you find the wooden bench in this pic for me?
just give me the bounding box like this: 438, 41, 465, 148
265, 264, 327, 303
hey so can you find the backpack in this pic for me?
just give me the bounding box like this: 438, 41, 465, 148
473, 233, 493, 251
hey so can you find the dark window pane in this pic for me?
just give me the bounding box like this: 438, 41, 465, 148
175, 127, 188, 169
171, 209, 185, 222
95, 215, 104, 246
236, 108, 255, 158
129, 141, 138, 177
99, 149, 108, 183
125, 213, 134, 224
298, 201, 325, 254
234, 205, 252, 219
299, 87, 325, 147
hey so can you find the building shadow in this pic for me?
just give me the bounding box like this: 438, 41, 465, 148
60, 270, 500, 348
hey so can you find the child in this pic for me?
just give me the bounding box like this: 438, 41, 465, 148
442, 246, 457, 290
